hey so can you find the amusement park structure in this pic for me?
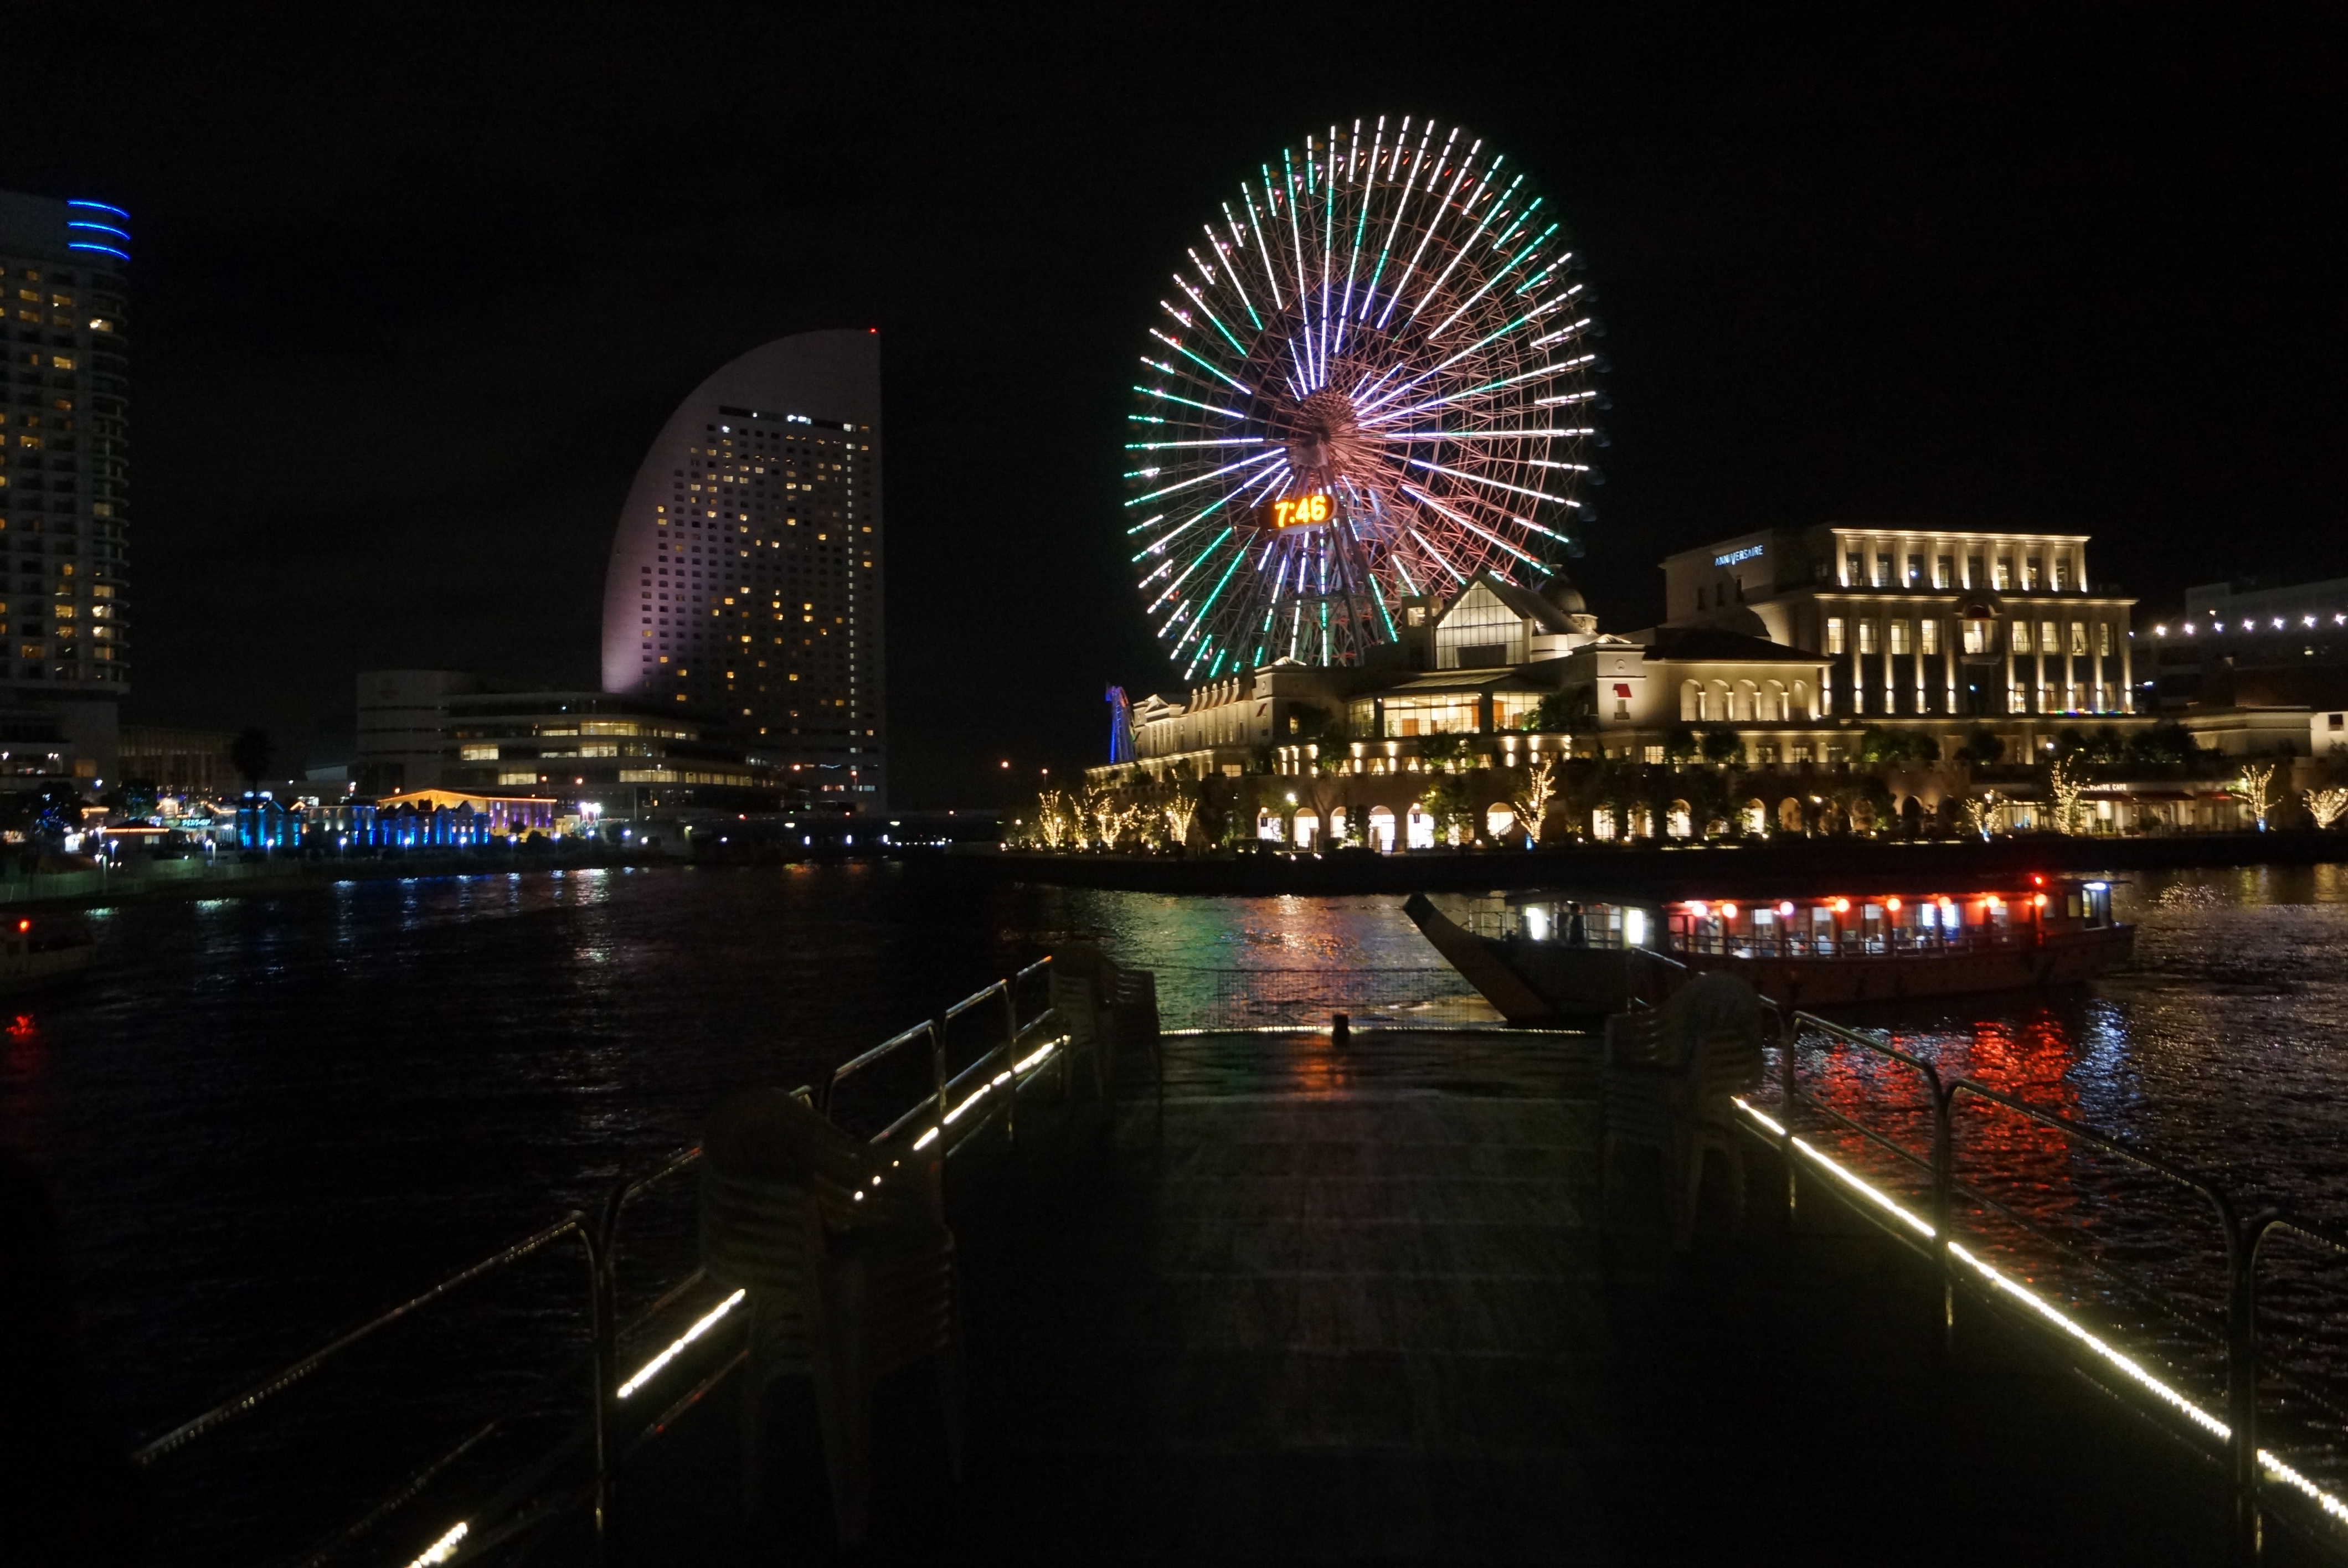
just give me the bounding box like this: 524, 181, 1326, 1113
1127, 116, 1603, 679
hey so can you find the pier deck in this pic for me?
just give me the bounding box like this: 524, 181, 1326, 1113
616, 1028, 2278, 1565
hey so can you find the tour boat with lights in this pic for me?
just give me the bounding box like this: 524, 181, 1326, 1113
0, 912, 96, 992
1405, 877, 2133, 1027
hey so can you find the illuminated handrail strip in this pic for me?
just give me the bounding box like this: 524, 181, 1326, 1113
133, 955, 1070, 1568
1732, 1097, 2348, 1525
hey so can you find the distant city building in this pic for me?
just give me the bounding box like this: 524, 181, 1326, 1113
354, 670, 787, 817
355, 669, 483, 793
1660, 524, 2139, 730
119, 724, 235, 798
0, 189, 133, 784
1108, 523, 2156, 793
2141, 575, 2348, 756
599, 329, 885, 813
1121, 572, 1834, 778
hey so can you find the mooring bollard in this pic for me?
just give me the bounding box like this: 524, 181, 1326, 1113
1332, 1012, 1349, 1049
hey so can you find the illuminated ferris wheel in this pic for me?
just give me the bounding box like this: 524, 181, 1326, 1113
1127, 116, 1602, 680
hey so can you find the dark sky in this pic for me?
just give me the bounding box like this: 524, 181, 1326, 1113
11, 6, 2346, 803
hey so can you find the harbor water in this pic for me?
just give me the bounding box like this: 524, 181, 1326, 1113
4, 858, 2347, 1557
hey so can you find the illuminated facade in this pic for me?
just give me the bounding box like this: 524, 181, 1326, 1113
1661, 525, 2139, 733
356, 673, 786, 816
600, 329, 885, 813
1113, 572, 1835, 782
0, 189, 133, 784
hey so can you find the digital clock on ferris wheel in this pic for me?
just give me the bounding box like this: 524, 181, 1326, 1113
1257, 492, 1334, 530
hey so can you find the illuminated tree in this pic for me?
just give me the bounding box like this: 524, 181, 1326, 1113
1033, 790, 1073, 849
2231, 764, 2278, 831
2304, 787, 2348, 831
1127, 118, 1601, 679
1963, 790, 2003, 841
1511, 756, 1558, 845
2046, 755, 2088, 833
1088, 791, 1133, 849
1418, 777, 1472, 846
1163, 787, 1200, 848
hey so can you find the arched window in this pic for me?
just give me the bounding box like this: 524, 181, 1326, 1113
1367, 804, 1397, 853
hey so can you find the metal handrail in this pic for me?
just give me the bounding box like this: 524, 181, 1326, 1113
130, 1210, 598, 1467
132, 957, 1072, 1567
1768, 1005, 2348, 1560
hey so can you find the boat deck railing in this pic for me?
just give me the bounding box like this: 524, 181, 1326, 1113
1465, 900, 2074, 959
1671, 925, 2043, 959
127, 956, 1067, 1568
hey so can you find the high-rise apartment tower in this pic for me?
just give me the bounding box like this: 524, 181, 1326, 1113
600, 329, 884, 812
0, 190, 131, 783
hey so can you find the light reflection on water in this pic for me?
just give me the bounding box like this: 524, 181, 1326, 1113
3, 860, 2347, 1555
1782, 862, 2348, 1494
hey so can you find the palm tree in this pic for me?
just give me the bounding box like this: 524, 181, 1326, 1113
229, 727, 276, 793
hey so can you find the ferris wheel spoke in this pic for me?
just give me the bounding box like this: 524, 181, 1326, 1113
1369, 427, 1594, 442
1364, 293, 1579, 413
1136, 461, 1289, 559
1399, 484, 1546, 570
1210, 216, 1265, 333
1360, 356, 1590, 425
1398, 456, 1578, 510
1133, 383, 1248, 421
1139, 351, 1253, 406
1333, 121, 1379, 365
1406, 168, 1517, 326
1360, 117, 1434, 322
1146, 527, 1237, 616
1530, 311, 1595, 350
1405, 528, 1470, 585
1172, 275, 1255, 363
1279, 151, 1316, 390
1242, 187, 1284, 314
1125, 446, 1284, 509
1426, 223, 1563, 340
1376, 127, 1472, 329
1317, 128, 1342, 390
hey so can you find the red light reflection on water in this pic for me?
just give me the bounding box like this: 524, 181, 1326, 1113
3, 1012, 41, 1079
1801, 1008, 2087, 1224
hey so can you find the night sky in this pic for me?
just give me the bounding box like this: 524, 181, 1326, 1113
9, 7, 2345, 803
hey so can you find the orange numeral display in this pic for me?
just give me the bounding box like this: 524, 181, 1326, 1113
1269, 493, 1332, 528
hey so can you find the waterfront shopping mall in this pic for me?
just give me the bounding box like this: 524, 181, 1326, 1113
1087, 522, 2348, 844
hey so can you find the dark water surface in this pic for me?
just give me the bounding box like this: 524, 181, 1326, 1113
5, 858, 2348, 1556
